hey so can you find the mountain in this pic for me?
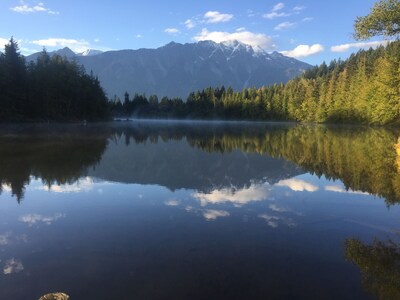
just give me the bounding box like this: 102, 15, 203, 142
26, 40, 311, 98
27, 47, 77, 62
77, 49, 103, 56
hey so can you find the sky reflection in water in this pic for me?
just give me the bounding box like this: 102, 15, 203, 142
0, 122, 399, 300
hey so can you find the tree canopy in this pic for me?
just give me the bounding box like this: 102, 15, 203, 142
0, 38, 110, 122
354, 0, 400, 40
113, 40, 400, 125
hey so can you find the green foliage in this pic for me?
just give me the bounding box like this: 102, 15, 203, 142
345, 238, 400, 299
113, 40, 400, 125
354, 0, 400, 40
0, 38, 110, 122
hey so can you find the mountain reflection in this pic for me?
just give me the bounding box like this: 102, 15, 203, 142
0, 122, 399, 204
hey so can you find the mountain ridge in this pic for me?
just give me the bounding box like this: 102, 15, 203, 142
26, 40, 311, 98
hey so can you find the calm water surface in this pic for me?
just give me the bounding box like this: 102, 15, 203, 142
0, 121, 399, 299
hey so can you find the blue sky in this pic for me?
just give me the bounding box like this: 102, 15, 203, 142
0, 0, 389, 65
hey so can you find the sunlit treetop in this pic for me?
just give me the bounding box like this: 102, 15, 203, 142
354, 0, 400, 40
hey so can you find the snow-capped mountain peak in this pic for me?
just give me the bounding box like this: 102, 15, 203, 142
78, 49, 103, 56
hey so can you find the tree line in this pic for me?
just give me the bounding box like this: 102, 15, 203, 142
112, 0, 400, 125
1, 36, 398, 125
0, 38, 110, 122
111, 39, 399, 125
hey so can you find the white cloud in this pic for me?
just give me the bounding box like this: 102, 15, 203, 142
194, 28, 275, 50
135, 34, 142, 38
0, 38, 10, 50
193, 183, 270, 206
293, 6, 306, 11
263, 2, 291, 19
276, 178, 319, 192
31, 38, 90, 53
10, 1, 59, 15
263, 11, 290, 19
264, 3, 307, 19
164, 28, 180, 35
184, 19, 196, 29
19, 213, 65, 226
3, 258, 24, 275
274, 21, 296, 30
330, 40, 390, 53
281, 44, 324, 58
247, 9, 257, 17
236, 27, 246, 32
302, 17, 313, 22
202, 209, 230, 220
94, 38, 100, 43
272, 3, 285, 12
204, 11, 233, 23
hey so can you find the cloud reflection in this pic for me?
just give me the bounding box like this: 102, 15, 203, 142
165, 199, 180, 206
19, 213, 65, 226
269, 203, 288, 212
38, 177, 94, 193
3, 258, 24, 275
193, 183, 270, 206
325, 185, 368, 195
202, 209, 230, 220
276, 178, 318, 192
1, 183, 12, 192
0, 233, 11, 246
258, 214, 296, 228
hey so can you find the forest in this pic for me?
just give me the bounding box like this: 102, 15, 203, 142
0, 0, 399, 125
0, 38, 110, 122
1, 36, 398, 125
112, 40, 400, 125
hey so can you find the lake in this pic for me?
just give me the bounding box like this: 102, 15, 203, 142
0, 121, 399, 299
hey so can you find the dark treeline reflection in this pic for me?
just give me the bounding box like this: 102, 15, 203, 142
0, 125, 109, 201
345, 237, 400, 300
0, 122, 399, 204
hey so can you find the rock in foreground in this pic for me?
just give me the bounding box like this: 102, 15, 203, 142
39, 293, 70, 300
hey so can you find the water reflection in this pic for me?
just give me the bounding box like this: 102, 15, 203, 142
345, 237, 400, 299
0, 122, 399, 205
0, 122, 399, 299
0, 125, 108, 202
18, 213, 66, 227
193, 183, 271, 206
3, 258, 24, 275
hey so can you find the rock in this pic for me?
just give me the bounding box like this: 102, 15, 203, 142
39, 293, 70, 300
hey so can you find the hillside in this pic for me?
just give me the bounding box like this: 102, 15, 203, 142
26, 40, 311, 98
